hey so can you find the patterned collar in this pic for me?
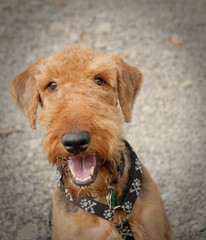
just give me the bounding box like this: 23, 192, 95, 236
56, 140, 142, 240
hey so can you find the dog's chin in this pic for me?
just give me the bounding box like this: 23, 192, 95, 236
67, 154, 98, 187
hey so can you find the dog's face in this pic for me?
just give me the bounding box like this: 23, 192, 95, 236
10, 46, 143, 196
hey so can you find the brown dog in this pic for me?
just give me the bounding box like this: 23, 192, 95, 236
10, 46, 170, 240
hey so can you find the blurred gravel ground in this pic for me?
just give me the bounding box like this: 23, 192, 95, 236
0, 0, 205, 239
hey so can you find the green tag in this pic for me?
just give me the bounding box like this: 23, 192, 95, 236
106, 189, 117, 209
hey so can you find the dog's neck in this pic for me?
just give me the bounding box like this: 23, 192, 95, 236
110, 146, 131, 205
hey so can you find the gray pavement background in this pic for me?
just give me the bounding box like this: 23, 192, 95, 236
0, 0, 206, 239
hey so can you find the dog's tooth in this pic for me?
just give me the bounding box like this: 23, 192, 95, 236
71, 169, 75, 176
86, 176, 91, 181
90, 167, 94, 176
75, 176, 92, 183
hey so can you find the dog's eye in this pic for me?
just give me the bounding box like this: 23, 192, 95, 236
94, 78, 105, 86
48, 82, 57, 92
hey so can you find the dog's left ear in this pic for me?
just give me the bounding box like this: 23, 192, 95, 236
110, 55, 143, 122
9, 57, 44, 129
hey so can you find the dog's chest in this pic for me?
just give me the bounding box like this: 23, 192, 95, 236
53, 187, 120, 239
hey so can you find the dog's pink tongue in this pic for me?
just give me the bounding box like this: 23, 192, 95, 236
68, 155, 96, 180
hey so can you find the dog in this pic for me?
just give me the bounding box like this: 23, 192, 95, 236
10, 46, 170, 240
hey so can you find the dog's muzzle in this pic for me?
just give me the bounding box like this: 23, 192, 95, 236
61, 131, 97, 187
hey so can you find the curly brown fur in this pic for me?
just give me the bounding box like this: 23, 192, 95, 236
10, 46, 170, 239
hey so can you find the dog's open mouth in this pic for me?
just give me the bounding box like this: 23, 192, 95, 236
67, 154, 97, 187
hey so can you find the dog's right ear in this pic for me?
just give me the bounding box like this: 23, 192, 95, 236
9, 57, 44, 129
110, 55, 143, 123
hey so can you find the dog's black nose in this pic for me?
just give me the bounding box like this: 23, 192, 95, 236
61, 131, 91, 155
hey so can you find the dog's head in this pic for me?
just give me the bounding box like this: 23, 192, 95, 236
10, 46, 143, 196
